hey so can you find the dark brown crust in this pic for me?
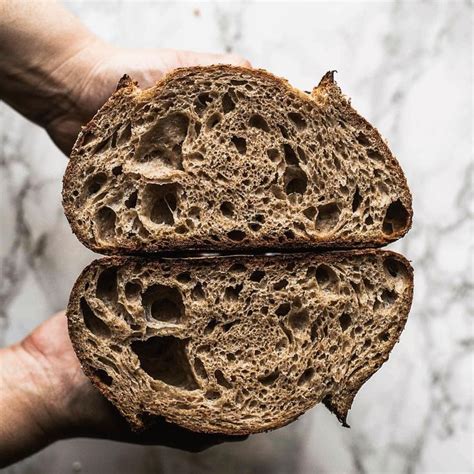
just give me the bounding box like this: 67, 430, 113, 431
62, 65, 413, 255
66, 249, 414, 435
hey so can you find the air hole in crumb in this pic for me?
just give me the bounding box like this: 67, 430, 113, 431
93, 368, 113, 386
315, 203, 341, 233
193, 358, 208, 380
142, 284, 184, 323
80, 298, 111, 338
289, 309, 309, 330
276, 338, 287, 351
339, 313, 352, 331
356, 132, 370, 146
297, 146, 307, 162
258, 370, 280, 386
194, 122, 202, 137
227, 230, 246, 241
191, 282, 205, 300
222, 92, 235, 113
249, 222, 261, 231
229, 263, 247, 273
365, 215, 374, 225
125, 191, 138, 208
96, 267, 118, 303
222, 319, 240, 332
125, 281, 141, 299
142, 183, 178, 226
231, 136, 247, 154
276, 302, 291, 317
187, 152, 204, 165
288, 112, 307, 130
175, 224, 187, 234
284, 166, 308, 195
297, 368, 315, 386
95, 207, 116, 240
93, 136, 112, 154
249, 114, 270, 132
131, 336, 198, 389
382, 199, 409, 235
134, 112, 189, 169
278, 125, 289, 138
381, 289, 397, 305
303, 206, 317, 220
383, 257, 405, 278
367, 149, 384, 161
204, 318, 218, 335
85, 173, 107, 196
224, 283, 243, 301
273, 279, 288, 290
112, 165, 123, 176
194, 92, 213, 114
315, 264, 338, 291
205, 390, 221, 400
352, 187, 362, 212
215, 369, 232, 389
206, 112, 222, 129
176, 272, 191, 283
188, 206, 201, 219
82, 131, 95, 146
283, 144, 298, 165
250, 270, 265, 282
220, 201, 234, 217
267, 148, 280, 162
117, 122, 132, 145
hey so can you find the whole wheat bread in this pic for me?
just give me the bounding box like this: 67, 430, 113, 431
62, 66, 412, 254
66, 250, 413, 434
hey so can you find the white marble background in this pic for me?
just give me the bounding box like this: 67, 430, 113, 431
1, 1, 472, 473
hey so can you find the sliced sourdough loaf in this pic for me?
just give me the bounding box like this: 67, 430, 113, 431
62, 66, 412, 254
66, 250, 413, 435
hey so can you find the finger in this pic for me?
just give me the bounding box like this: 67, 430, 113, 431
175, 50, 252, 69
113, 415, 249, 452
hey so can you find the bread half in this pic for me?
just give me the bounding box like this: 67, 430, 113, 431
66, 250, 413, 434
63, 66, 412, 254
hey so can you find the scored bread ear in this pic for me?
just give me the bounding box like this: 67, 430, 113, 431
311, 70, 349, 106
116, 74, 140, 91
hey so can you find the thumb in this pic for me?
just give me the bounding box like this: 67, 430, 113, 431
163, 51, 251, 70
168, 49, 252, 70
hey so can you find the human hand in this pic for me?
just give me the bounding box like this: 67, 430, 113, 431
0, 1, 250, 155
0, 312, 245, 467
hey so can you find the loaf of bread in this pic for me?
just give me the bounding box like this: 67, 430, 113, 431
62, 66, 412, 254
66, 250, 413, 434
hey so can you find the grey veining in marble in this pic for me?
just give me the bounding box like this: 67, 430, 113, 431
1, 1, 472, 473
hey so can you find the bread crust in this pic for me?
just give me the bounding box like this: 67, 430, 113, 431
62, 65, 413, 254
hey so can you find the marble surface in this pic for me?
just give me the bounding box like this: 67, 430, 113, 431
1, 1, 472, 473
